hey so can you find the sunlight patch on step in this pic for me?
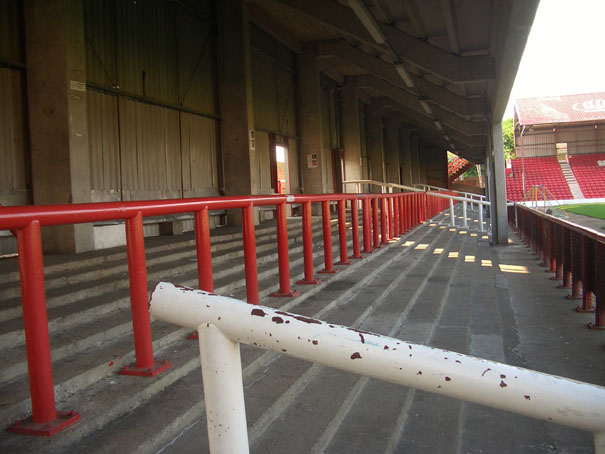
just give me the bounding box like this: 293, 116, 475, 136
499, 264, 530, 274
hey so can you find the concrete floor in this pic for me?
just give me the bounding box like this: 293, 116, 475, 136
157, 214, 605, 453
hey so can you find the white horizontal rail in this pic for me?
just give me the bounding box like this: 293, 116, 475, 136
342, 179, 423, 193
427, 190, 490, 207
150, 283, 605, 453
416, 183, 487, 201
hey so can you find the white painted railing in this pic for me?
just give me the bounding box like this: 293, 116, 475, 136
427, 190, 490, 232
150, 282, 605, 454
342, 179, 422, 194
414, 183, 487, 204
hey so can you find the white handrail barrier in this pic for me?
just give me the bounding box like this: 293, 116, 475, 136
150, 282, 605, 454
342, 179, 423, 194
427, 191, 490, 232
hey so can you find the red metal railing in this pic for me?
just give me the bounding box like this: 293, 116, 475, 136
0, 191, 452, 436
509, 204, 605, 330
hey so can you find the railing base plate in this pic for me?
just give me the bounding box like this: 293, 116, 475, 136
565, 294, 582, 300
335, 261, 352, 266
270, 290, 300, 298
587, 322, 605, 330
576, 306, 595, 314
187, 331, 199, 340
7, 411, 80, 437
119, 360, 172, 377
318, 269, 339, 274
296, 279, 321, 285
349, 255, 364, 260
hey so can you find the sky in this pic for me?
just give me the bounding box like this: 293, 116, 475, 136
504, 0, 605, 119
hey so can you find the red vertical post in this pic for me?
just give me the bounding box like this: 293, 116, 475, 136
362, 198, 372, 253
319, 200, 337, 274
189, 207, 214, 340
548, 224, 557, 273
121, 212, 171, 376
576, 237, 594, 313
297, 201, 320, 284
336, 199, 351, 265
195, 207, 213, 292
393, 196, 400, 237
271, 202, 299, 297
406, 195, 411, 231
372, 197, 380, 248
411, 194, 417, 227
380, 197, 388, 244
242, 204, 259, 304
8, 221, 81, 436
399, 196, 405, 233
387, 197, 394, 240
350, 198, 362, 259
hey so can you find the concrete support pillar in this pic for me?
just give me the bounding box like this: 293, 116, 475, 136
410, 134, 421, 184
217, 0, 258, 224
385, 117, 400, 187
399, 126, 413, 186
367, 98, 384, 192
490, 122, 508, 245
24, 0, 93, 253
341, 77, 362, 191
297, 44, 325, 194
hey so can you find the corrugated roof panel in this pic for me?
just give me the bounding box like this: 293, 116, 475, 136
516, 92, 605, 126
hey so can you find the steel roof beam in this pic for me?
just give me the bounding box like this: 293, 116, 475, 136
317, 40, 488, 117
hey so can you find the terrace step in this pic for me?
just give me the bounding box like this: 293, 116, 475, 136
0, 217, 315, 300
559, 161, 584, 199
65, 221, 442, 454
0, 214, 429, 453
0, 213, 360, 428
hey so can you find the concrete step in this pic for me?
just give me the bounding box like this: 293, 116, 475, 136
0, 218, 359, 384
124, 224, 450, 454
250, 223, 461, 454
0, 217, 318, 300
0, 213, 365, 428
0, 220, 431, 453
67, 223, 440, 454
0, 220, 279, 285
0, 216, 346, 345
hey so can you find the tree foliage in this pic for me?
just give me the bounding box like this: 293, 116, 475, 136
502, 117, 514, 160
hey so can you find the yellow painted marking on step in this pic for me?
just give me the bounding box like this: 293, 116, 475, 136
448, 251, 459, 258
481, 259, 492, 267
465, 255, 475, 263
433, 248, 444, 255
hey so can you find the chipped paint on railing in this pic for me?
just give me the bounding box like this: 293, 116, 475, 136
150, 282, 605, 452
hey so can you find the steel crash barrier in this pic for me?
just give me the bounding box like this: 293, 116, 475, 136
149, 283, 605, 454
508, 204, 605, 329
0, 190, 451, 436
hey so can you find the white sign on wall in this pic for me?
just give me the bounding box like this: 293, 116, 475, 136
307, 153, 318, 168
